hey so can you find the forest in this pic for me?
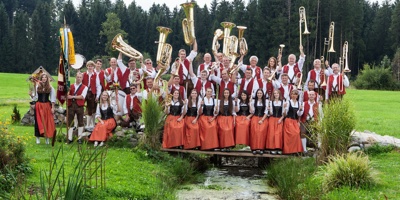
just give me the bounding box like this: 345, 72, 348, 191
1, 0, 400, 79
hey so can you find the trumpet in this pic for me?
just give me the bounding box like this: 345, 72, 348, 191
181, 2, 196, 46
237, 26, 248, 56
328, 22, 335, 53
299, 6, 310, 46
155, 26, 173, 81
342, 41, 351, 73
112, 33, 143, 60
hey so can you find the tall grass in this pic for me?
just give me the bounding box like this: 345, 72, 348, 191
139, 95, 165, 150
312, 98, 356, 162
320, 152, 375, 192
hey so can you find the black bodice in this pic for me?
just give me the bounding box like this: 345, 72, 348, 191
100, 106, 114, 120
186, 106, 197, 117
202, 99, 214, 116
237, 104, 250, 116
37, 93, 50, 103
220, 105, 231, 116
170, 104, 182, 116
286, 101, 299, 119
254, 105, 266, 117
272, 101, 283, 118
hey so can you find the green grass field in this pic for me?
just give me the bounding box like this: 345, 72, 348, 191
1, 72, 399, 199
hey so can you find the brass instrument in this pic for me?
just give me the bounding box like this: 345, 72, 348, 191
112, 33, 143, 60
181, 2, 196, 46
342, 41, 351, 73
155, 26, 173, 81
295, 72, 303, 90
212, 29, 224, 55
299, 6, 310, 46
207, 62, 219, 74
268, 44, 285, 81
221, 22, 236, 56
237, 26, 248, 56
328, 22, 335, 53
228, 64, 240, 76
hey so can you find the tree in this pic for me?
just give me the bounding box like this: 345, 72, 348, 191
390, 0, 400, 52
12, 11, 30, 73
99, 12, 127, 57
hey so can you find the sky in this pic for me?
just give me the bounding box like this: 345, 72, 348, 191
71, 0, 390, 11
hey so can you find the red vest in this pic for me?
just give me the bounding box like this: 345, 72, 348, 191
239, 78, 255, 95
303, 91, 320, 102
67, 84, 86, 106
257, 79, 274, 99
247, 65, 262, 79
105, 67, 123, 90
178, 59, 190, 85
219, 80, 235, 97
194, 79, 212, 94
82, 72, 97, 94
300, 101, 319, 123
309, 69, 326, 89
283, 63, 301, 83
279, 84, 293, 100
120, 68, 130, 90
328, 75, 346, 96
171, 85, 185, 99
97, 70, 105, 90
126, 94, 142, 115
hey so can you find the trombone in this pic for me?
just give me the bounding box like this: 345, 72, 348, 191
299, 6, 310, 46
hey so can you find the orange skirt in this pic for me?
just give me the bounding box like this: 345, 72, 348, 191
235, 115, 251, 145
250, 116, 268, 150
35, 102, 55, 138
89, 118, 116, 142
283, 118, 303, 154
183, 116, 201, 149
217, 116, 235, 148
199, 115, 219, 150
162, 115, 185, 148
266, 117, 283, 149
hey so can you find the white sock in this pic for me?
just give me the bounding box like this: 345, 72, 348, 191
68, 128, 74, 141
94, 141, 98, 147
301, 138, 307, 152
45, 138, 49, 145
36, 137, 40, 144
86, 116, 91, 128
78, 127, 84, 139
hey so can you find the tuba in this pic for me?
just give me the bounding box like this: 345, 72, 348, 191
237, 26, 248, 56
112, 34, 143, 60
221, 22, 236, 56
181, 2, 196, 46
212, 29, 224, 55
221, 22, 239, 73
299, 6, 310, 46
155, 26, 173, 82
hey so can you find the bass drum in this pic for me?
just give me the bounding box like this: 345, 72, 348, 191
70, 54, 86, 70
108, 89, 126, 116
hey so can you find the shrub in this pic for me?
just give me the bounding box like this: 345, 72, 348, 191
353, 64, 398, 90
265, 157, 322, 200
139, 95, 165, 150
320, 152, 375, 192
11, 105, 21, 124
310, 98, 356, 162
364, 144, 395, 155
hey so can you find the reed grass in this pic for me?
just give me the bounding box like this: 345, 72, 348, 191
139, 95, 165, 150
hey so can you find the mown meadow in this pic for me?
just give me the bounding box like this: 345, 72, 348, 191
1, 72, 399, 199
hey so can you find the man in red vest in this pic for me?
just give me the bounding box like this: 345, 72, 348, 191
300, 91, 319, 153
304, 59, 330, 100
325, 63, 349, 102
121, 84, 142, 128
237, 68, 259, 98
279, 45, 306, 85
210, 69, 237, 98
169, 40, 198, 98
168, 75, 186, 100
82, 61, 101, 130
142, 78, 165, 102
105, 57, 126, 90
196, 53, 212, 77
257, 68, 278, 99
238, 55, 262, 80
273, 73, 294, 100
95, 59, 105, 91
300, 79, 321, 103
190, 61, 214, 98
67, 73, 88, 144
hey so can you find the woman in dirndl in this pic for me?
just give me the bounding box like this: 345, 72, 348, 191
234, 90, 252, 146
162, 90, 185, 149
282, 89, 304, 154
217, 88, 235, 151
183, 89, 201, 149
250, 89, 268, 155
199, 87, 219, 150
266, 89, 285, 154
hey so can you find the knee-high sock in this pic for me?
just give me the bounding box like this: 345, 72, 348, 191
301, 138, 307, 152
36, 137, 40, 144
92, 115, 96, 127
68, 128, 74, 141
78, 127, 84, 139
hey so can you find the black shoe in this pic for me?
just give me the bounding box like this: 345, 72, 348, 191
78, 139, 82, 144
66, 140, 73, 144
252, 151, 257, 155
259, 150, 264, 155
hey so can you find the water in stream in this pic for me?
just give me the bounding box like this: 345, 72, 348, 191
177, 167, 279, 200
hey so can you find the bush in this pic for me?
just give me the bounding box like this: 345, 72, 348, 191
11, 105, 21, 124
310, 98, 356, 162
320, 152, 375, 192
139, 95, 165, 150
353, 64, 398, 90
364, 144, 395, 155
265, 157, 322, 200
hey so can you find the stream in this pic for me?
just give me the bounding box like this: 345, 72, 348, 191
177, 167, 279, 200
